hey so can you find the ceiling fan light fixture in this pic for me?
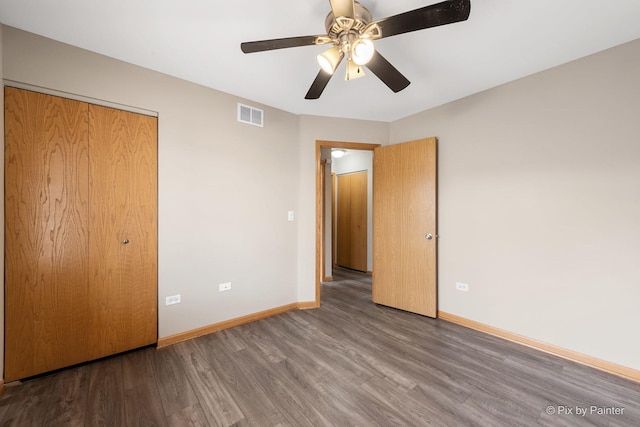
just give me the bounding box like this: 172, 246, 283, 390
241, 0, 472, 99
351, 38, 374, 66
317, 47, 343, 74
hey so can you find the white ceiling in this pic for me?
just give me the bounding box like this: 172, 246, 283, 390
1, 0, 640, 122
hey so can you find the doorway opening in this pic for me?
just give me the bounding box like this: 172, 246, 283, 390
315, 140, 380, 305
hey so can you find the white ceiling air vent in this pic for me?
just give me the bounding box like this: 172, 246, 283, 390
237, 103, 263, 127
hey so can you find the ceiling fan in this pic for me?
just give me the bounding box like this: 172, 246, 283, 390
240, 0, 471, 99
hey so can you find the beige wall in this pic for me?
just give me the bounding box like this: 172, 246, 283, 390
391, 39, 640, 370
2, 26, 301, 339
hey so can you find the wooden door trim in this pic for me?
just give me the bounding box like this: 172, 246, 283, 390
315, 140, 380, 306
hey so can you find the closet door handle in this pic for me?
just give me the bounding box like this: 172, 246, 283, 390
122, 239, 130, 245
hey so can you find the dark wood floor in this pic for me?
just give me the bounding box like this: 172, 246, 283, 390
1, 268, 639, 426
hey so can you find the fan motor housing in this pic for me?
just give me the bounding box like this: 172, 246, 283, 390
325, 2, 372, 37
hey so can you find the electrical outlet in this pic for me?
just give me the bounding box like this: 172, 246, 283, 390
219, 282, 232, 292
288, 211, 295, 221
455, 282, 469, 292
165, 294, 181, 305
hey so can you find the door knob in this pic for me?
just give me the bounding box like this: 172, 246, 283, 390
425, 233, 433, 240
122, 239, 130, 245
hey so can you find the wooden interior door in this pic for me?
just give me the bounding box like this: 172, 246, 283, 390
372, 138, 437, 317
87, 105, 158, 359
4, 87, 91, 381
336, 171, 367, 272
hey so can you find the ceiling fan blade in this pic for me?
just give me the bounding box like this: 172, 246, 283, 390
241, 35, 329, 54
305, 70, 335, 100
329, 0, 355, 19
365, 51, 410, 93
372, 0, 471, 39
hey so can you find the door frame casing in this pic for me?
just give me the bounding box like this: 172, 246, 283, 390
315, 140, 380, 305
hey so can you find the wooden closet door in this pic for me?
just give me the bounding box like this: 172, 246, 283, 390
87, 105, 158, 359
4, 87, 90, 381
336, 173, 352, 268
336, 171, 368, 272
349, 171, 368, 272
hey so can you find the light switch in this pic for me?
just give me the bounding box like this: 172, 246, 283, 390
288, 211, 295, 221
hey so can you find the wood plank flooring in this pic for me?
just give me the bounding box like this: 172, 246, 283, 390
1, 268, 639, 426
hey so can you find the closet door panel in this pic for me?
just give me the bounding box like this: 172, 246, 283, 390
349, 171, 368, 272
336, 171, 368, 272
4, 87, 90, 381
88, 105, 158, 359
336, 173, 352, 268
